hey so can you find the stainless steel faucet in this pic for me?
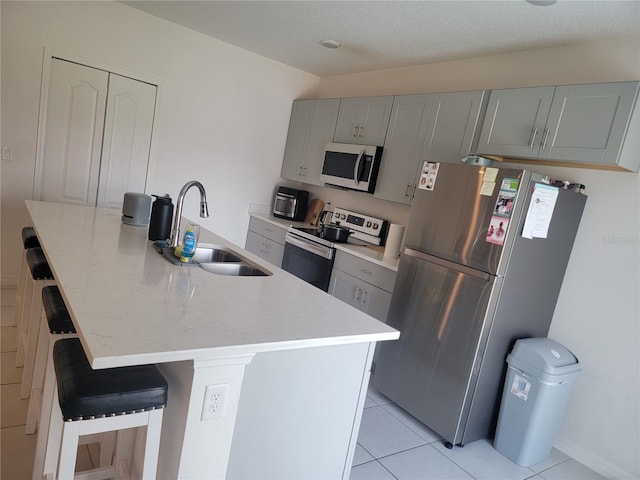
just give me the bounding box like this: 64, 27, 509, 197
169, 181, 209, 248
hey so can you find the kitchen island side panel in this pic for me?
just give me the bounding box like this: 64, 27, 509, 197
462, 186, 587, 444
227, 341, 374, 479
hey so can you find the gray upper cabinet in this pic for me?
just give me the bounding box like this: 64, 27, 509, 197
375, 90, 485, 205
476, 86, 555, 159
374, 94, 432, 204
540, 82, 640, 166
334, 96, 394, 146
477, 82, 640, 170
281, 99, 340, 186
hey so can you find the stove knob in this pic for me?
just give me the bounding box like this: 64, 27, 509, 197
373, 223, 379, 230
366, 221, 372, 228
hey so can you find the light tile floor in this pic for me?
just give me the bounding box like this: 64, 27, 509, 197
1, 287, 605, 479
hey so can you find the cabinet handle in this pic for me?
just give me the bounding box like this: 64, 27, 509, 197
355, 287, 363, 302
358, 125, 365, 138
361, 290, 369, 306
360, 269, 373, 276
352, 125, 359, 138
529, 127, 538, 149
541, 128, 550, 150
405, 184, 412, 197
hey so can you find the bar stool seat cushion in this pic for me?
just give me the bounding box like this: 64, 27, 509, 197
53, 338, 168, 421
26, 247, 53, 280
42, 286, 76, 334
22, 227, 41, 249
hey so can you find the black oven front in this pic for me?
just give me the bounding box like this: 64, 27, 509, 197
281, 232, 335, 292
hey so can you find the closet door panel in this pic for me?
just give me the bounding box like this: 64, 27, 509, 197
97, 74, 157, 208
40, 59, 108, 205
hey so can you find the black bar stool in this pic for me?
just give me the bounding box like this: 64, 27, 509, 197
36, 338, 168, 480
25, 286, 77, 435
18, 248, 56, 398
15, 227, 41, 366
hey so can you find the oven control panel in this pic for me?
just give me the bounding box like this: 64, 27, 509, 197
331, 207, 388, 244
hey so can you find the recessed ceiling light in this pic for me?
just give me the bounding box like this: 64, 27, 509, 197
526, 0, 557, 5
320, 39, 341, 49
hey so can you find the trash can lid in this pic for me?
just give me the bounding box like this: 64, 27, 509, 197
507, 337, 580, 380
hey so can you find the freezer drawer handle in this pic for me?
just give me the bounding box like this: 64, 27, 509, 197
404, 248, 491, 280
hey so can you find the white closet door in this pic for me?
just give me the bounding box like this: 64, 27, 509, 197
97, 74, 157, 208
40, 58, 108, 205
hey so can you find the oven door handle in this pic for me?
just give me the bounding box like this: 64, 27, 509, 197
285, 233, 334, 260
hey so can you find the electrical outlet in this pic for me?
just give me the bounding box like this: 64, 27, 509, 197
201, 384, 229, 420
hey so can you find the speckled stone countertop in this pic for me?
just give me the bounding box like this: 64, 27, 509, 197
26, 201, 398, 369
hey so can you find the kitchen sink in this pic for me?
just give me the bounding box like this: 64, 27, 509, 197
198, 262, 271, 277
161, 244, 240, 265
192, 244, 243, 263
159, 243, 272, 277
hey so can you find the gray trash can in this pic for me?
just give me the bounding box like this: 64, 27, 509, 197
494, 337, 580, 467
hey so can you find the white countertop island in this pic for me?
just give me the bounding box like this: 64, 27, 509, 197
26, 201, 399, 479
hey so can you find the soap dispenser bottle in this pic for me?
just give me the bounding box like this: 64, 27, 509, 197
148, 194, 174, 242
179, 223, 200, 263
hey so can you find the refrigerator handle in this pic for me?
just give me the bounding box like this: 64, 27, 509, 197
404, 248, 492, 281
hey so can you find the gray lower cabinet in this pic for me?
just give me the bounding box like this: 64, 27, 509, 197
245, 216, 286, 267
333, 96, 394, 146
281, 99, 340, 185
477, 81, 640, 170
329, 250, 396, 323
375, 90, 485, 205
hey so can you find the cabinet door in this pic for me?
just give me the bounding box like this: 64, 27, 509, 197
245, 231, 284, 267
281, 100, 314, 181
97, 73, 157, 208
39, 59, 108, 205
334, 96, 394, 145
262, 238, 285, 267
357, 96, 394, 146
422, 90, 486, 165
476, 86, 555, 158
245, 230, 265, 258
374, 94, 433, 204
360, 283, 392, 323
328, 269, 360, 308
329, 269, 392, 322
541, 82, 640, 164
302, 99, 340, 185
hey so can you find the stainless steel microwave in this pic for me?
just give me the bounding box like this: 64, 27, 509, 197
320, 142, 383, 193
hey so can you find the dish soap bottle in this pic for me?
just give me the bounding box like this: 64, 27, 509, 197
179, 223, 200, 263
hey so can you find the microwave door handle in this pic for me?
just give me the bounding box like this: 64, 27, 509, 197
353, 149, 365, 185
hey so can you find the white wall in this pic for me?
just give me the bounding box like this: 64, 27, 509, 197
0, 0, 319, 284
316, 38, 640, 480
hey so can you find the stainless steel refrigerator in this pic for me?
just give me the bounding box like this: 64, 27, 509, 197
372, 162, 586, 448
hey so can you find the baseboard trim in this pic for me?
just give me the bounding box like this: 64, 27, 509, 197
554, 435, 636, 479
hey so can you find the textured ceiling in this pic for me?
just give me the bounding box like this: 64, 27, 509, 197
122, 0, 640, 76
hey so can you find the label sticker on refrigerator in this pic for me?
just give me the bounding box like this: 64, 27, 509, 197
510, 374, 531, 401
418, 162, 439, 191
483, 167, 499, 183
480, 182, 495, 196
486, 216, 509, 245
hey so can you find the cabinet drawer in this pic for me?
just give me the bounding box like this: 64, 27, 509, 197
248, 216, 286, 245
333, 250, 396, 293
